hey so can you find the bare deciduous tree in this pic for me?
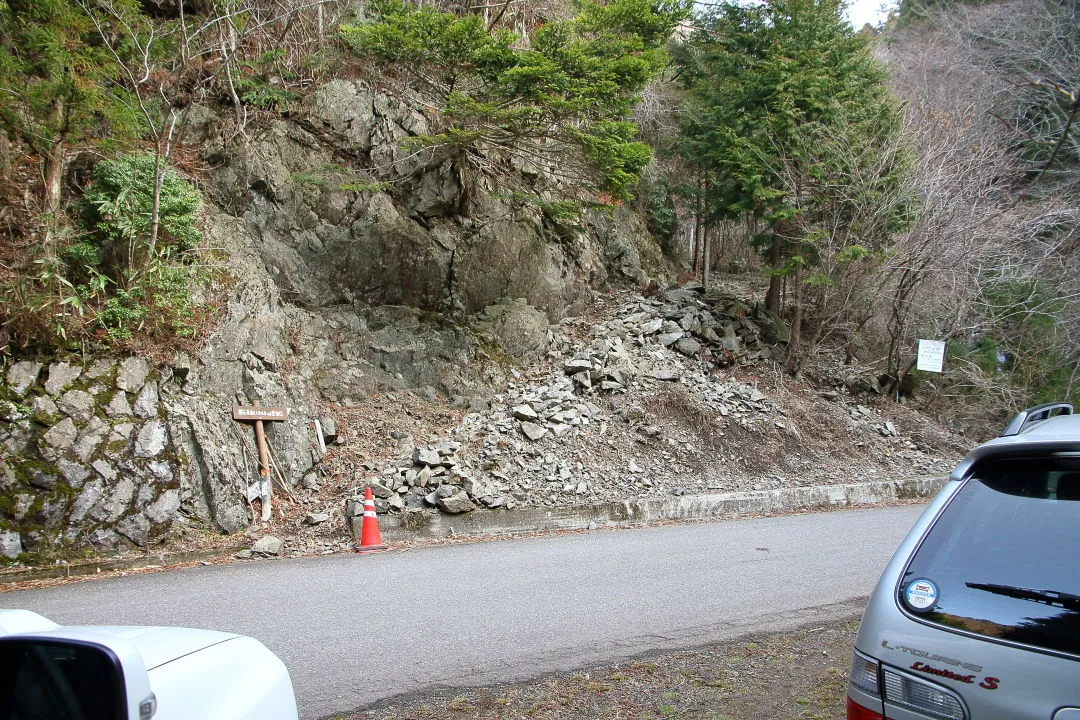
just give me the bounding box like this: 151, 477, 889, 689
871, 0, 1079, 419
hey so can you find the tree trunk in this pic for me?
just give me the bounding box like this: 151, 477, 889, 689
702, 225, 711, 288
786, 261, 803, 376
41, 139, 65, 257
765, 232, 783, 313
887, 357, 918, 398
149, 153, 163, 260
179, 0, 190, 66
147, 111, 179, 259
0, 133, 10, 182
1065, 364, 1078, 403
317, 3, 325, 49
41, 95, 68, 225
885, 267, 918, 380
456, 150, 471, 217
692, 181, 703, 275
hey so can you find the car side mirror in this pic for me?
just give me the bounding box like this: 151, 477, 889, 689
0, 637, 156, 720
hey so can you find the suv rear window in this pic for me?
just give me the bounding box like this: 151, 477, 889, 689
900, 456, 1080, 658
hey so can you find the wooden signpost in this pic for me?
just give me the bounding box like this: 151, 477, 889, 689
233, 400, 291, 523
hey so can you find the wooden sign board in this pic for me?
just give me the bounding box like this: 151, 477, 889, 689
233, 406, 291, 422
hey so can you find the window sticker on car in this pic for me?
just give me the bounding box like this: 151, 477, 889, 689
904, 578, 939, 612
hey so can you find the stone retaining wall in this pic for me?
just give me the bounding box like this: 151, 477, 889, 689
1, 355, 327, 558
1, 358, 182, 555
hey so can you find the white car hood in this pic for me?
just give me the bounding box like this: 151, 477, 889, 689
0, 610, 237, 669
45, 625, 239, 669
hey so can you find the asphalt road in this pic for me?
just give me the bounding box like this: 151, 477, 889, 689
0, 504, 924, 718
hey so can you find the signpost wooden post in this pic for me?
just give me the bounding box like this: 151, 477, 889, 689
233, 400, 291, 523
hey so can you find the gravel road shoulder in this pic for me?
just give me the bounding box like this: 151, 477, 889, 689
342, 618, 860, 720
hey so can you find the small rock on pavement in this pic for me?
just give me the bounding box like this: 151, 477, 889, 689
251, 536, 284, 556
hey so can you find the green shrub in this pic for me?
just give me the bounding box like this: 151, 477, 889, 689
81, 153, 202, 260
944, 274, 1076, 410
98, 289, 149, 340
60, 240, 103, 268
635, 175, 679, 249
0, 153, 209, 352
235, 74, 301, 112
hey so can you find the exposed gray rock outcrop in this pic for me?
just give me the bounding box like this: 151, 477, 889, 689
205, 80, 669, 321
0, 78, 684, 560
0, 531, 22, 560
474, 298, 551, 361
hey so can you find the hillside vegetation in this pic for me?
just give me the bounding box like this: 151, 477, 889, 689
1, 0, 1077, 427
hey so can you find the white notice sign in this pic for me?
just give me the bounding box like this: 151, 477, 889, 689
917, 340, 946, 373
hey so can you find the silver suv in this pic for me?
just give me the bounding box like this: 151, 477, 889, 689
847, 402, 1080, 720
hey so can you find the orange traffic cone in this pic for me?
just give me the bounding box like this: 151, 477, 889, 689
355, 487, 388, 553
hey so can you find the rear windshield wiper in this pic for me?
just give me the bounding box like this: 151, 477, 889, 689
965, 582, 1080, 611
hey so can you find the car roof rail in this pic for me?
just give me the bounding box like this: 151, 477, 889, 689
1000, 402, 1075, 437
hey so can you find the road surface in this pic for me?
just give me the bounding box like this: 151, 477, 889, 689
0, 504, 924, 718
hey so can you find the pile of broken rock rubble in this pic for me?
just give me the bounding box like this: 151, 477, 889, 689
337, 283, 956, 526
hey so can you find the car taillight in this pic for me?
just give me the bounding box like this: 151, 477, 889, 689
882, 667, 965, 720
849, 651, 881, 697
847, 696, 885, 720
848, 650, 883, 719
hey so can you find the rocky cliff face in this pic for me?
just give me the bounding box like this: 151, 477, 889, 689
196, 80, 667, 318
0, 80, 672, 559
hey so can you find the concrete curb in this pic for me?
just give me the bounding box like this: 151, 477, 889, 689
371, 476, 948, 541
2, 478, 945, 585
